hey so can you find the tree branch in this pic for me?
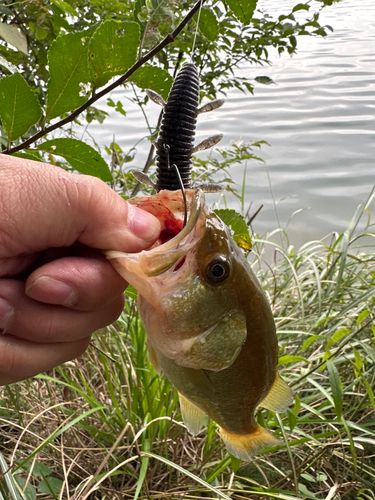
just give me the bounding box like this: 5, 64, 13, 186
3, 0, 207, 155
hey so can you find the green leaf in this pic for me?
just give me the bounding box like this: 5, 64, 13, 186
49, 0, 78, 16
357, 309, 370, 327
37, 138, 112, 182
341, 417, 357, 471
89, 20, 140, 89
352, 347, 362, 377
292, 3, 310, 12
214, 209, 252, 251
363, 378, 374, 405
319, 350, 331, 372
298, 483, 319, 500
0, 73, 42, 141
199, 8, 219, 41
35, 26, 48, 40
125, 285, 138, 300
0, 21, 27, 54
37, 476, 63, 495
12, 150, 44, 162
326, 327, 350, 349
14, 476, 36, 500
254, 75, 275, 85
132, 65, 173, 101
327, 359, 343, 420
21, 461, 52, 478
301, 334, 321, 352
287, 408, 297, 431
46, 30, 93, 119
225, 0, 257, 24
278, 355, 308, 365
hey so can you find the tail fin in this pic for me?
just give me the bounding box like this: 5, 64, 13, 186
220, 425, 280, 461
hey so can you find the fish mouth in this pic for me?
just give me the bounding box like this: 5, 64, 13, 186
105, 189, 206, 279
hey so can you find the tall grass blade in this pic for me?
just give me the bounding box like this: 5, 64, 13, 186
326, 360, 343, 420
134, 439, 150, 500
142, 452, 233, 500
15, 406, 105, 472
276, 413, 298, 493
0, 452, 23, 500
342, 417, 358, 473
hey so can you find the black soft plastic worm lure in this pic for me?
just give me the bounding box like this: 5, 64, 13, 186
133, 63, 224, 199
156, 63, 200, 191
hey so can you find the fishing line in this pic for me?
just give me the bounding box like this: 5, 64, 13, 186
163, 143, 188, 227
172, 164, 188, 228
190, 0, 204, 62
90, 342, 116, 363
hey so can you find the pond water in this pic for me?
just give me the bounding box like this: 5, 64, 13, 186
88, 0, 375, 248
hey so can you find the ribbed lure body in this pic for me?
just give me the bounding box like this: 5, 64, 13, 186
156, 63, 199, 191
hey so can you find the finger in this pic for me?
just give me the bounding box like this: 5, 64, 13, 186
0, 334, 91, 386
0, 280, 124, 343
25, 254, 127, 311
0, 155, 160, 257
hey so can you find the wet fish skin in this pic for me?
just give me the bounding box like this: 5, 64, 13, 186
106, 189, 293, 459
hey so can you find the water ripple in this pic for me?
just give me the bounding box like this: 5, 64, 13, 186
87, 0, 375, 246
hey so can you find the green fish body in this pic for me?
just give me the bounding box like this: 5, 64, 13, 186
107, 189, 293, 459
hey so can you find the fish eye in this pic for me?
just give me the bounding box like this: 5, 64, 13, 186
205, 256, 230, 283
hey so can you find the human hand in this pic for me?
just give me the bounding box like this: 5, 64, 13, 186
0, 155, 160, 385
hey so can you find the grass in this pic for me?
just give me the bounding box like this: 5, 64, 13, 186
1, 190, 375, 499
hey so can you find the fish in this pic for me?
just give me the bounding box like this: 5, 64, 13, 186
106, 62, 292, 460
106, 188, 293, 460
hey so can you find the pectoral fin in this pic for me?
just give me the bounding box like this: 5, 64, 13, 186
258, 373, 294, 413
178, 393, 206, 435
175, 308, 247, 371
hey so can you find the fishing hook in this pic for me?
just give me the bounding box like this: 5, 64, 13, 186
164, 143, 188, 228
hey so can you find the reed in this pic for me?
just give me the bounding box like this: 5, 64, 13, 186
1, 189, 375, 500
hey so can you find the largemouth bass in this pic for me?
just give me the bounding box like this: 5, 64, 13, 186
106, 188, 293, 460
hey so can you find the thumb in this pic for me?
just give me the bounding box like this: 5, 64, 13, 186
0, 155, 160, 256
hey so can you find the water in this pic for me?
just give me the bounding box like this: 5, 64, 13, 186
88, 0, 375, 247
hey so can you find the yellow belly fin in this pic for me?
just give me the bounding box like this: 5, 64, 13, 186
178, 393, 206, 436
258, 373, 294, 413
220, 425, 280, 461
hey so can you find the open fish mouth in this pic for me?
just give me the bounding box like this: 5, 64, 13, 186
105, 189, 206, 280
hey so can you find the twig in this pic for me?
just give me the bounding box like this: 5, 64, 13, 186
3, 0, 207, 155
248, 204, 263, 225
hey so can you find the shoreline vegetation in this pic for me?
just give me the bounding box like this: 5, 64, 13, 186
0, 0, 373, 498
1, 192, 374, 500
